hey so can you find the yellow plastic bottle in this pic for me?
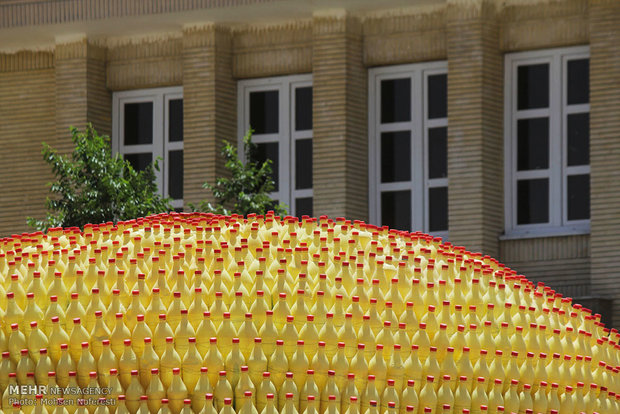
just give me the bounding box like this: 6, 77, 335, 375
204, 338, 225, 388
131, 315, 152, 358
27, 322, 48, 362
119, 339, 140, 390
191, 368, 213, 412
138, 337, 159, 388
470, 377, 489, 414
56, 343, 76, 388
261, 393, 277, 414
311, 291, 328, 327
361, 375, 380, 414
531, 381, 548, 414
225, 338, 245, 390
400, 380, 417, 414
160, 337, 182, 389
146, 368, 166, 413
487, 379, 504, 414
168, 367, 188, 414
77, 342, 97, 388
196, 312, 217, 356
388, 345, 406, 393
318, 314, 339, 359
219, 398, 234, 414
418, 376, 437, 414
236, 366, 257, 408
174, 310, 195, 359
126, 370, 145, 414
559, 385, 574, 413
321, 371, 340, 414
380, 379, 399, 414
298, 315, 320, 361
96, 340, 118, 388
453, 376, 470, 414
279, 373, 300, 412
200, 393, 217, 414
368, 344, 388, 396
257, 372, 278, 413
35, 349, 53, 386
16, 349, 34, 385
503, 379, 519, 414
214, 371, 233, 411
108, 313, 130, 359
239, 314, 259, 360
217, 313, 237, 359
23, 293, 44, 336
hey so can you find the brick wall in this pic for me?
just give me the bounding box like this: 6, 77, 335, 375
312, 12, 368, 221
0, 52, 55, 235
182, 25, 236, 208
589, 0, 620, 325
446, 0, 503, 257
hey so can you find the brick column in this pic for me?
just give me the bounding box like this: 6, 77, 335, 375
589, 0, 620, 326
312, 11, 368, 221
55, 39, 110, 146
446, 0, 503, 256
182, 25, 236, 208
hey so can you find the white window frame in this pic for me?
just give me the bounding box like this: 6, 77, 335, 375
368, 61, 448, 239
503, 46, 590, 239
237, 74, 313, 216
112, 86, 183, 210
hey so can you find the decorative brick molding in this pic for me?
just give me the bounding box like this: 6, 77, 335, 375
107, 36, 182, 91
500, 0, 588, 51
233, 21, 312, 79
363, 7, 447, 66
0, 51, 54, 72
0, 0, 277, 29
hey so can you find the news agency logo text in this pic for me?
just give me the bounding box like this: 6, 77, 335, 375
8, 385, 112, 396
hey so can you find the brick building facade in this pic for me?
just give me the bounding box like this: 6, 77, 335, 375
1, 0, 619, 324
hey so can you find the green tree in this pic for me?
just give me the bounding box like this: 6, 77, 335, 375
28, 124, 172, 230
191, 130, 287, 216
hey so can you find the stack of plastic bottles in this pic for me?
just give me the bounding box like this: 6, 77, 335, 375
0, 212, 617, 414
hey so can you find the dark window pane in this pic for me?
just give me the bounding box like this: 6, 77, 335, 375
124, 153, 152, 172
295, 139, 312, 190
567, 113, 590, 166
124, 102, 153, 145
517, 178, 549, 224
517, 117, 549, 170
428, 127, 447, 179
251, 142, 279, 192
381, 191, 411, 231
428, 74, 447, 119
295, 87, 312, 131
250, 91, 279, 134
381, 78, 411, 123
567, 174, 590, 221
168, 99, 183, 142
168, 150, 183, 200
296, 197, 313, 218
518, 64, 549, 110
567, 59, 589, 105
381, 131, 411, 183
429, 187, 448, 232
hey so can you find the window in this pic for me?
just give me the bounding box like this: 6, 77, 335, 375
112, 87, 184, 210
369, 62, 448, 237
238, 75, 313, 218
504, 47, 590, 237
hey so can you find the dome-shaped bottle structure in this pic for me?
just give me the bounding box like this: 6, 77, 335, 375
0, 212, 617, 414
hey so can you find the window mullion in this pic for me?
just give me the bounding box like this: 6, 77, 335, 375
550, 53, 563, 227
413, 70, 424, 232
